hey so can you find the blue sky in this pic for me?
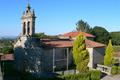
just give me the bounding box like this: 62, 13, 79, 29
0, 0, 120, 36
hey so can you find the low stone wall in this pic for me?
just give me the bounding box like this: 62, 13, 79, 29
55, 69, 76, 75
96, 64, 111, 75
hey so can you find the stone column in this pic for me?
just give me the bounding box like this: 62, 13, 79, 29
53, 48, 55, 72
67, 48, 69, 70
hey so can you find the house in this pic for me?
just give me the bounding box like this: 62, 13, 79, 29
14, 4, 106, 73
41, 32, 105, 71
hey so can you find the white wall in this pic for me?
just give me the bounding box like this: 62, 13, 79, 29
87, 48, 93, 69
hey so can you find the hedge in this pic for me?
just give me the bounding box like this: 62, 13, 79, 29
111, 66, 118, 75
10, 70, 101, 80
90, 70, 101, 80
61, 70, 101, 80
117, 66, 120, 74
111, 66, 120, 75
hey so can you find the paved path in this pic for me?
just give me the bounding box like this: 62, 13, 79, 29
101, 75, 120, 80
0, 73, 2, 80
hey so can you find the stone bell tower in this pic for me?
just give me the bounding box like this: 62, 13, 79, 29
21, 4, 36, 36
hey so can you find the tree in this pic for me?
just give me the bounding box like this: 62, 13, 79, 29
2, 46, 13, 54
73, 34, 89, 73
104, 40, 113, 66
33, 33, 58, 39
90, 26, 110, 44
110, 32, 120, 45
76, 20, 91, 33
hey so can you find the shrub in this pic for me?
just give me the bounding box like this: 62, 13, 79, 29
62, 72, 90, 80
104, 40, 113, 66
73, 34, 89, 73
111, 66, 118, 75
90, 70, 101, 80
117, 66, 120, 74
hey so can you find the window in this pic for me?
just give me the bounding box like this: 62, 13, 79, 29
23, 22, 26, 35
27, 21, 30, 34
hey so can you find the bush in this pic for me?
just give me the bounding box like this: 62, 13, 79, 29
62, 71, 90, 80
90, 70, 101, 80
117, 66, 120, 74
111, 66, 118, 75
15, 70, 101, 80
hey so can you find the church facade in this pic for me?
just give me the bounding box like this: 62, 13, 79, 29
14, 4, 106, 73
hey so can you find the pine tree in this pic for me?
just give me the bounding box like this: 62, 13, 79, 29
73, 34, 89, 73
76, 20, 91, 33
104, 40, 113, 66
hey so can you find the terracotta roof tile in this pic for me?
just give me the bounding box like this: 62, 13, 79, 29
60, 31, 95, 38
85, 40, 106, 48
1, 54, 14, 61
42, 39, 105, 48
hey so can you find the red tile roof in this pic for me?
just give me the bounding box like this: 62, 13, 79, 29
42, 39, 105, 48
42, 39, 73, 48
85, 40, 105, 48
60, 31, 95, 38
1, 54, 14, 61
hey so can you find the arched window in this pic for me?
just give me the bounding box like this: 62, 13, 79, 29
23, 22, 26, 35
27, 21, 30, 35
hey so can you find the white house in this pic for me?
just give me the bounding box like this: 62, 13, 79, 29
14, 4, 106, 73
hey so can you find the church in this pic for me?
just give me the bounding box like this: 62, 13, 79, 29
14, 4, 105, 74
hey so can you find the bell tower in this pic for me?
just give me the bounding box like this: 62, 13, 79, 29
21, 4, 36, 36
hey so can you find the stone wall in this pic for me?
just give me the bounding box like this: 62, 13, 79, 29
14, 36, 43, 73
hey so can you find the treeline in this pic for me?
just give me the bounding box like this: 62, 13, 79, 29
76, 20, 120, 45
0, 38, 14, 54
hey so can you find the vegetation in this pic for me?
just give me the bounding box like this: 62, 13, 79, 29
73, 34, 89, 73
33, 33, 58, 39
113, 46, 120, 52
76, 20, 92, 33
90, 26, 110, 44
104, 40, 114, 66
75, 20, 120, 46
18, 70, 101, 80
2, 46, 13, 54
110, 32, 120, 45
111, 66, 120, 75
62, 72, 90, 80
90, 70, 101, 80
0, 38, 14, 54
111, 66, 118, 75
117, 66, 120, 74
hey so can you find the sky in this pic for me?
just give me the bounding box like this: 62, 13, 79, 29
0, 0, 120, 36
